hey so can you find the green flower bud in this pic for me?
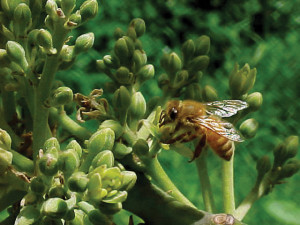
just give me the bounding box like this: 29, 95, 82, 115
189, 55, 209, 73
48, 185, 66, 199
157, 73, 170, 89
133, 139, 149, 158
0, 129, 12, 150
103, 54, 120, 69
0, 148, 13, 174
245, 92, 263, 112
133, 50, 147, 71
91, 150, 114, 169
28, 29, 39, 47
112, 143, 132, 159
103, 190, 127, 204
47, 87, 73, 107
98, 202, 122, 215
66, 140, 82, 158
239, 118, 259, 139
79, 0, 98, 23
96, 59, 110, 74
129, 92, 146, 119
129, 18, 146, 37
45, 15, 55, 31
194, 35, 210, 56
99, 120, 123, 139
68, 172, 89, 192
167, 52, 182, 75
87, 128, 115, 155
256, 155, 271, 182
74, 32, 94, 54
137, 64, 155, 83
120, 171, 137, 191
42, 198, 68, 219
60, 45, 75, 62
87, 173, 104, 197
65, 11, 81, 29
6, 41, 28, 70
0, 49, 11, 67
241, 67, 256, 94
202, 85, 218, 102
135, 39, 143, 50
87, 209, 111, 225
112, 86, 131, 112
181, 39, 195, 64
40, 217, 63, 225
59, 149, 80, 174
61, 0, 76, 16
114, 27, 125, 40
37, 29, 57, 54
39, 148, 59, 176
45, 0, 58, 20
114, 37, 129, 62
13, 3, 32, 37
284, 136, 298, 159
127, 26, 137, 40
184, 83, 202, 101
44, 137, 60, 153
115, 66, 133, 84
15, 205, 40, 225
1, 0, 29, 17
273, 144, 288, 167
278, 159, 300, 179
30, 177, 46, 194
174, 70, 189, 88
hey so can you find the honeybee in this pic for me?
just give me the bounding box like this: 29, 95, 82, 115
159, 100, 248, 161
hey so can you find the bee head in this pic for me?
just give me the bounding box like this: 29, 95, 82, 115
159, 100, 180, 127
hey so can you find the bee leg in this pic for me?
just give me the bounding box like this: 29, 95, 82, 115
189, 134, 207, 162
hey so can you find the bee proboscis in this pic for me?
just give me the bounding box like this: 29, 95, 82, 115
159, 100, 248, 161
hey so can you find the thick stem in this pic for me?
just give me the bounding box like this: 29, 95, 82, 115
49, 108, 92, 141
222, 152, 235, 214
32, 23, 69, 161
10, 149, 34, 175
1, 90, 16, 123
233, 188, 258, 221
145, 157, 196, 208
195, 149, 216, 213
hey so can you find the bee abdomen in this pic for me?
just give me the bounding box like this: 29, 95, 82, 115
207, 131, 234, 161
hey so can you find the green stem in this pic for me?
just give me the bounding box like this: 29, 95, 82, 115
222, 151, 235, 214
49, 108, 92, 141
195, 149, 216, 213
10, 149, 34, 175
233, 188, 258, 221
145, 156, 196, 208
32, 23, 69, 161
1, 89, 16, 123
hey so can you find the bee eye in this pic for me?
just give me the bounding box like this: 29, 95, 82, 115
170, 108, 178, 120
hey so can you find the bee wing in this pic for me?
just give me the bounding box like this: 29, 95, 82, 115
192, 116, 244, 142
204, 100, 248, 118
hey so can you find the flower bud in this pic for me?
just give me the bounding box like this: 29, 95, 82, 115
38, 148, 59, 176
65, 11, 81, 29
127, 27, 137, 40
189, 55, 209, 73
129, 18, 146, 37
60, 45, 75, 62
112, 86, 131, 112
66, 140, 82, 158
44, 137, 60, 153
120, 171, 137, 191
59, 149, 80, 174
129, 92, 146, 119
157, 73, 170, 89
114, 27, 125, 40
91, 150, 114, 169
68, 172, 89, 192
103, 190, 127, 204
114, 37, 129, 62
16, 205, 40, 225
87, 128, 115, 156
133, 50, 147, 71
42, 198, 68, 219
137, 64, 155, 83
30, 177, 46, 194
194, 35, 210, 56
245, 92, 263, 112
0, 148, 13, 174
256, 155, 271, 182
184, 83, 202, 101
167, 52, 182, 76
241, 67, 256, 94
47, 87, 73, 107
0, 49, 11, 67
284, 136, 298, 159
37, 29, 57, 54
98, 202, 122, 215
61, 0, 76, 16
239, 118, 259, 139
99, 120, 123, 139
174, 70, 189, 88
181, 39, 195, 64
1, 0, 30, 17
0, 129, 12, 150
202, 85, 218, 102
278, 159, 300, 179
79, 0, 98, 23
6, 41, 28, 70
103, 54, 120, 69
87, 209, 111, 225
115, 66, 133, 84
112, 142, 132, 159
273, 144, 289, 167
132, 139, 149, 158
45, 0, 58, 20
13, 3, 32, 37
74, 32, 94, 54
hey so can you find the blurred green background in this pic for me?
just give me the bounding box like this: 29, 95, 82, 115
57, 0, 300, 224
